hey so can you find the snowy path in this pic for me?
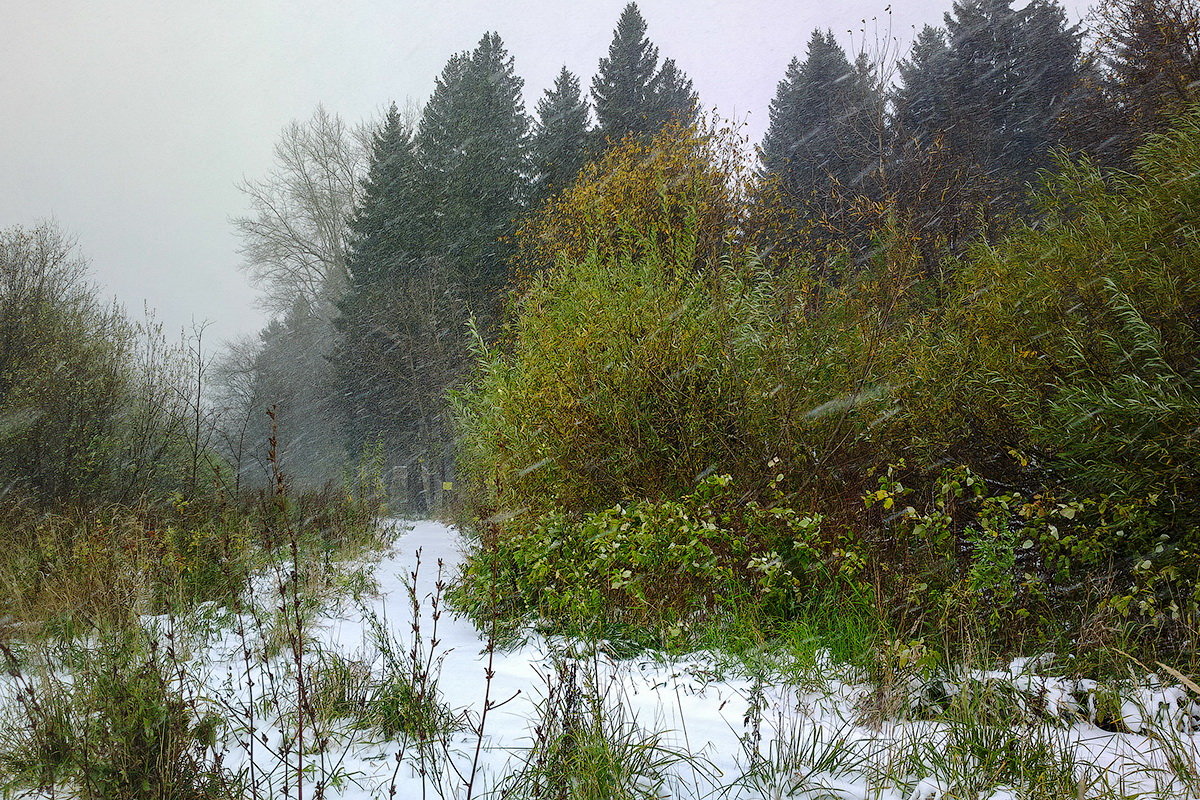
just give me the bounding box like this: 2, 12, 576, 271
194, 520, 1199, 800
203, 519, 769, 799
5, 520, 1195, 799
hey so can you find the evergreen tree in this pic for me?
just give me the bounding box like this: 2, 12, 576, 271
344, 105, 424, 293
762, 31, 881, 198
761, 30, 883, 257
1062, 0, 1200, 166
893, 0, 1080, 186
233, 300, 346, 489
592, 3, 698, 144
333, 35, 530, 509
417, 32, 529, 293
333, 105, 424, 463
893, 26, 952, 145
1108, 0, 1200, 127
886, 0, 1079, 266
531, 67, 591, 204
650, 58, 699, 132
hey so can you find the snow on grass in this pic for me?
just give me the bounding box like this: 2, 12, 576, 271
4, 519, 1199, 799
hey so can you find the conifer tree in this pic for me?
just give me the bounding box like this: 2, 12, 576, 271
892, 26, 952, 145
1107, 0, 1200, 127
592, 3, 698, 144
417, 32, 529, 293
893, 0, 1080, 185
762, 30, 881, 199
333, 36, 530, 509
650, 58, 699, 132
885, 0, 1079, 271
1062, 0, 1200, 166
889, 24, 991, 265
761, 30, 883, 258
333, 105, 423, 463
531, 67, 591, 204
344, 105, 424, 293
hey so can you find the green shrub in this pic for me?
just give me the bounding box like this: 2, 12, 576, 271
457, 107, 1200, 661
900, 113, 1200, 639
452, 474, 876, 646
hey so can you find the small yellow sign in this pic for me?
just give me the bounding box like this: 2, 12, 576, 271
442, 482, 454, 491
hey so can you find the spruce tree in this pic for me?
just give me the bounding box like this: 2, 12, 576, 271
417, 32, 529, 293
893, 26, 952, 144
890, 25, 985, 259
1107, 0, 1200, 128
886, 0, 1078, 271
893, 0, 1079, 185
531, 67, 591, 204
763, 31, 880, 196
344, 105, 424, 293
592, 3, 698, 144
243, 299, 346, 488
333, 105, 423, 463
334, 35, 530, 509
761, 30, 882, 254
1063, 0, 1200, 166
650, 58, 699, 132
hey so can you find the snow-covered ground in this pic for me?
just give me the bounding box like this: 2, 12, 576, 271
6, 520, 1199, 799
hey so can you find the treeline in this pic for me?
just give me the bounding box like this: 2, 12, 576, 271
227, 4, 699, 510
0, 228, 380, 644
2, 0, 1196, 656
0, 224, 222, 507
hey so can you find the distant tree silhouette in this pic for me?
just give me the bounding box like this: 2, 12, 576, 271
761, 29, 884, 259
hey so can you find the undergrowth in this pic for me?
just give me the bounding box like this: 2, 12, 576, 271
454, 108, 1200, 673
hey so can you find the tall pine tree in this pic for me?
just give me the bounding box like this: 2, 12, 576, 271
343, 105, 424, 293
893, 0, 1080, 186
649, 58, 698, 132
417, 32, 530, 294
761, 30, 883, 257
531, 67, 591, 204
334, 36, 531, 509
893, 26, 952, 146
1062, 0, 1200, 167
333, 105, 424, 465
762, 31, 881, 199
591, 3, 698, 144
1108, 0, 1200, 128
890, 25, 991, 266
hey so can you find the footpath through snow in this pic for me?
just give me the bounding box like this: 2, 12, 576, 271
51, 520, 1200, 799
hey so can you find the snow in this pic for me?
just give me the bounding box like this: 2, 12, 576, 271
4, 519, 1199, 799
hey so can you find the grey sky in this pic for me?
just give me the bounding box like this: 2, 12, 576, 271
1, 0, 1093, 347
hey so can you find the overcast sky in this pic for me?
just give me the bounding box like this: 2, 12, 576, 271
1, 0, 1093, 347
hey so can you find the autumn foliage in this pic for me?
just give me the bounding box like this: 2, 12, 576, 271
513, 120, 759, 279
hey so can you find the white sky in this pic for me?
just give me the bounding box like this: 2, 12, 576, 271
0, 0, 1093, 346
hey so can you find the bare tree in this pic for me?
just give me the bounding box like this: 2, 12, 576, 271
209, 334, 262, 492
233, 105, 370, 319
225, 102, 427, 492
